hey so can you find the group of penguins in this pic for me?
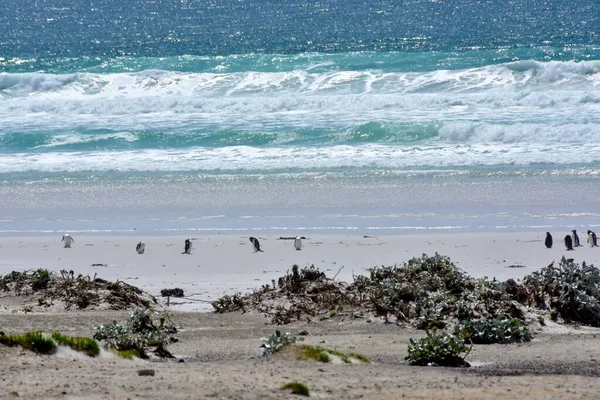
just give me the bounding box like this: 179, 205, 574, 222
63, 234, 304, 254
134, 236, 303, 254
545, 230, 598, 250
136, 236, 303, 254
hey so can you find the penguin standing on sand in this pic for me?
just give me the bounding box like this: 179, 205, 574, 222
572, 230, 581, 247
61, 234, 74, 248
249, 237, 263, 252
564, 235, 574, 251
544, 232, 553, 249
588, 230, 598, 247
136, 241, 145, 254
182, 239, 192, 254
294, 236, 303, 251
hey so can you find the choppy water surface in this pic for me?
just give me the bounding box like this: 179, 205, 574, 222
1, 0, 599, 233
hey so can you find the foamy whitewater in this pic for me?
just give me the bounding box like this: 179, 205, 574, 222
1, 0, 600, 235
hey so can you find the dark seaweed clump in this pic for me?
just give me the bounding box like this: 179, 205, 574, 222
212, 255, 600, 328
0, 269, 157, 310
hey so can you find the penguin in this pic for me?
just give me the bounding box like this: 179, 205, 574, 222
182, 239, 192, 254
544, 232, 552, 249
588, 230, 598, 247
136, 241, 145, 254
572, 230, 580, 247
61, 234, 74, 248
564, 234, 573, 251
294, 236, 302, 251
249, 237, 263, 252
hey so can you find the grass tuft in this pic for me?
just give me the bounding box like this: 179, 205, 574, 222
297, 344, 369, 364
110, 348, 141, 359
348, 352, 371, 363
298, 344, 330, 362
51, 333, 100, 357
0, 331, 102, 357
0, 332, 57, 355
280, 381, 310, 396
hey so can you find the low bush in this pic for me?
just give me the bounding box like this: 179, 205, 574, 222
93, 307, 178, 358
523, 257, 600, 326
455, 315, 533, 344
212, 293, 246, 313
260, 330, 303, 355
0, 269, 157, 311
405, 328, 471, 367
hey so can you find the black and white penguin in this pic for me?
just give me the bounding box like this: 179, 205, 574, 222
182, 239, 192, 254
61, 234, 74, 248
249, 237, 263, 252
572, 230, 580, 247
294, 236, 302, 251
136, 241, 145, 254
564, 235, 573, 251
588, 230, 598, 247
544, 232, 553, 249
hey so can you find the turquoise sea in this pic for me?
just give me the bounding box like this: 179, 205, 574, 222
1, 0, 600, 235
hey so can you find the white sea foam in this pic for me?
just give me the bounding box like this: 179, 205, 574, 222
1, 62, 599, 138
1, 59, 599, 172
1, 142, 599, 173
2, 60, 598, 97
33, 132, 137, 148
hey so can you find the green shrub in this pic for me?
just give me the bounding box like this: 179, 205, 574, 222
523, 257, 600, 326
365, 254, 522, 324
93, 307, 178, 358
260, 330, 303, 355
455, 316, 533, 344
405, 328, 471, 367
415, 299, 447, 330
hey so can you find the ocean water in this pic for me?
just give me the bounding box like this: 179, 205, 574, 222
1, 0, 600, 235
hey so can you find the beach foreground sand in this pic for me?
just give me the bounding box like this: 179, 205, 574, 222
1, 232, 599, 311
1, 232, 600, 399
0, 311, 599, 399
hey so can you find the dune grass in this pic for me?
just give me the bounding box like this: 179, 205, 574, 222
348, 352, 371, 363
0, 331, 101, 357
298, 344, 330, 362
0, 332, 57, 354
297, 344, 369, 364
280, 381, 310, 396
51, 332, 100, 357
110, 348, 141, 359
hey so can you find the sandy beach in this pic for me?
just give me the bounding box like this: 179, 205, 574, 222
2, 232, 599, 311
1, 310, 599, 399
1, 232, 600, 399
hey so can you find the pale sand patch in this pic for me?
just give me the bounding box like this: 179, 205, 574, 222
1, 232, 598, 311
0, 312, 599, 399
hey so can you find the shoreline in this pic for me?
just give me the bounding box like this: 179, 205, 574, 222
2, 232, 599, 312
